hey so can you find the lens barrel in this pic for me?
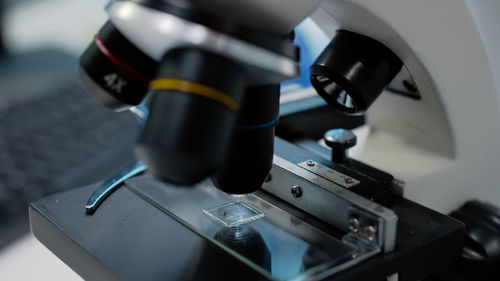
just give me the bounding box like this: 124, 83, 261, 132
136, 48, 247, 185
212, 85, 280, 194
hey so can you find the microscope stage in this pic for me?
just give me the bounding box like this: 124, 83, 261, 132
30, 173, 463, 281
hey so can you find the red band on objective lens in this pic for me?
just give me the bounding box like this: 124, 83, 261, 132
95, 36, 151, 84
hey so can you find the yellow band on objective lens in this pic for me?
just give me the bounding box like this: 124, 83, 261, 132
150, 78, 239, 111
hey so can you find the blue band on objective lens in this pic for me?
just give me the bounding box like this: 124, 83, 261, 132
234, 118, 279, 130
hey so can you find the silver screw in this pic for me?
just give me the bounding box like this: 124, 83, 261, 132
307, 160, 315, 167
348, 217, 360, 233
364, 225, 377, 241
291, 185, 302, 198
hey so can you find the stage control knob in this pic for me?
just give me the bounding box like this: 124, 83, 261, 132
324, 128, 357, 163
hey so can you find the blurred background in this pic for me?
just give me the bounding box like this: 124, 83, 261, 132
0, 0, 140, 279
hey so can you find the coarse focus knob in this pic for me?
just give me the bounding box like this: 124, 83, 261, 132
324, 128, 357, 163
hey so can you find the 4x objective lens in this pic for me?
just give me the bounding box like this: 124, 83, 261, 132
79, 21, 158, 111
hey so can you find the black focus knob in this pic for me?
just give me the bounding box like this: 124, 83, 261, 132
324, 128, 357, 163
449, 201, 500, 281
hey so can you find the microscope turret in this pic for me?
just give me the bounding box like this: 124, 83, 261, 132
79, 0, 308, 191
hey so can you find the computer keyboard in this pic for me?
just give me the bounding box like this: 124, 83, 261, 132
0, 81, 140, 247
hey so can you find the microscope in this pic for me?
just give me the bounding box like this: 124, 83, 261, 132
29, 0, 500, 280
